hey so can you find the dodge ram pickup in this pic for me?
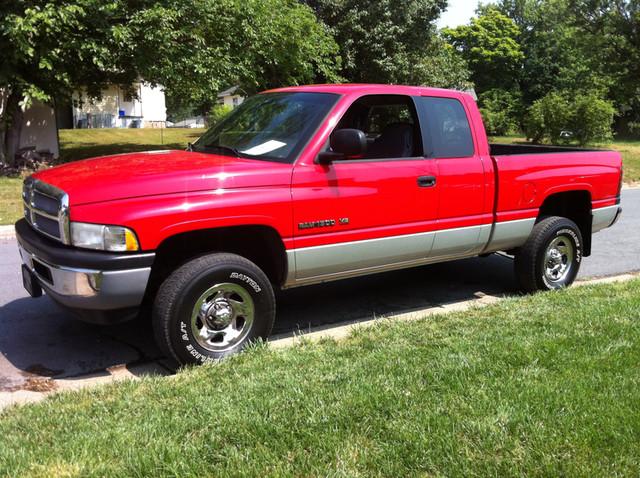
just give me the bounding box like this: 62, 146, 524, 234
16, 84, 623, 365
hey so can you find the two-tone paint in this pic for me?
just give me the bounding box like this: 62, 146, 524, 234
31, 84, 623, 289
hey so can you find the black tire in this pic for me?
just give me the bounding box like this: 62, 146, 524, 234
153, 253, 275, 365
514, 216, 583, 293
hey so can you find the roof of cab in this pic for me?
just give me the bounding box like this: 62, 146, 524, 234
263, 83, 469, 99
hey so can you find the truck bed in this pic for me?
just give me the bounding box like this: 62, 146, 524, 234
488, 143, 622, 223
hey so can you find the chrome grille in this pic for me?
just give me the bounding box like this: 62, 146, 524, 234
23, 178, 70, 244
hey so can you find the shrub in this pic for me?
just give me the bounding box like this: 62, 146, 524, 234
478, 88, 522, 136
525, 92, 572, 143
208, 104, 233, 128
525, 91, 615, 145
572, 93, 615, 145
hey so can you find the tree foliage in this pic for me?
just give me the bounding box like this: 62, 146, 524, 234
443, 7, 524, 92
525, 90, 615, 145
446, 0, 636, 140
208, 104, 233, 129
570, 0, 640, 132
572, 92, 617, 145
494, 0, 610, 105
525, 91, 573, 143
478, 88, 523, 135
0, 0, 340, 165
303, 0, 468, 87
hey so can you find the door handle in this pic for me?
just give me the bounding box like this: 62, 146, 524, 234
417, 175, 437, 188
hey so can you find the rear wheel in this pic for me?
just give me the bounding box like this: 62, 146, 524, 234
153, 253, 275, 365
514, 216, 583, 293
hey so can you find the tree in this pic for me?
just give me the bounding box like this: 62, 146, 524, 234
571, 0, 640, 135
493, 0, 612, 106
443, 7, 524, 92
0, 1, 144, 165
137, 0, 342, 115
302, 0, 464, 86
402, 36, 472, 90
0, 0, 341, 166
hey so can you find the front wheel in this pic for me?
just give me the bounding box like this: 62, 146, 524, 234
153, 253, 276, 365
514, 216, 583, 293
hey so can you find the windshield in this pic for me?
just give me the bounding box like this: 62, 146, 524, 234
192, 92, 339, 163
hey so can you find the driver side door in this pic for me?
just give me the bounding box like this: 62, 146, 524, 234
290, 94, 439, 283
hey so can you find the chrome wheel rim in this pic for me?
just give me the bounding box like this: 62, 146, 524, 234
544, 235, 574, 283
190, 283, 255, 352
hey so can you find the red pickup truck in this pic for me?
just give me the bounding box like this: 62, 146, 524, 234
17, 84, 622, 365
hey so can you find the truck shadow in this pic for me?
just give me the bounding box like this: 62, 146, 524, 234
274, 254, 517, 335
0, 254, 517, 388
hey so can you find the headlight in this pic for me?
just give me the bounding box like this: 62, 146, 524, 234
71, 222, 140, 252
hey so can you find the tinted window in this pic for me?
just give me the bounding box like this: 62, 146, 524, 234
193, 92, 339, 163
416, 97, 474, 158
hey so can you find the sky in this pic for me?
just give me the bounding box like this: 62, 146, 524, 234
437, 0, 481, 29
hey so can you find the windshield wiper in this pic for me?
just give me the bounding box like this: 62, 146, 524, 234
198, 143, 244, 157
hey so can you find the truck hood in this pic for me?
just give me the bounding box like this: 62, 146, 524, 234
33, 150, 293, 206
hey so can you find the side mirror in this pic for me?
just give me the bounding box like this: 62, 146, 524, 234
317, 129, 367, 164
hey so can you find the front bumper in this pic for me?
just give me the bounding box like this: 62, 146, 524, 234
16, 219, 155, 323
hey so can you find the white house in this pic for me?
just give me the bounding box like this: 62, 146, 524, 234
217, 86, 245, 109
72, 82, 167, 129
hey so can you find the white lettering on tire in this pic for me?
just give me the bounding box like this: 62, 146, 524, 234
229, 272, 261, 292
180, 322, 216, 364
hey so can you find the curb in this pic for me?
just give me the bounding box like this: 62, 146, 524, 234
0, 225, 15, 240
0, 271, 637, 411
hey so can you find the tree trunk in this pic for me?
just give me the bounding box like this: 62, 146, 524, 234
0, 88, 24, 168
3, 90, 24, 166
0, 89, 8, 165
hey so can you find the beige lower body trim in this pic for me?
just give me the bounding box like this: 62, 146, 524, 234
483, 217, 537, 253
284, 218, 535, 288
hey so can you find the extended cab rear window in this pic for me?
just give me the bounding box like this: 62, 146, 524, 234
416, 97, 474, 158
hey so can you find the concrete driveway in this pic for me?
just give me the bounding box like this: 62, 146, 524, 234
1, 188, 638, 394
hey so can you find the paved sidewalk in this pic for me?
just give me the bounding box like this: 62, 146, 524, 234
0, 225, 14, 240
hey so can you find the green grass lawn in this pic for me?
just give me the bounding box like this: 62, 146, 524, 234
1, 279, 639, 476
0, 177, 22, 226
492, 136, 640, 184
59, 127, 202, 162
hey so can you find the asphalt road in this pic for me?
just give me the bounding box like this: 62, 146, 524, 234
1, 188, 638, 391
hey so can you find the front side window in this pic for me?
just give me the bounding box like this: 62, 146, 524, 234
193, 92, 339, 163
415, 97, 474, 158
332, 95, 422, 160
